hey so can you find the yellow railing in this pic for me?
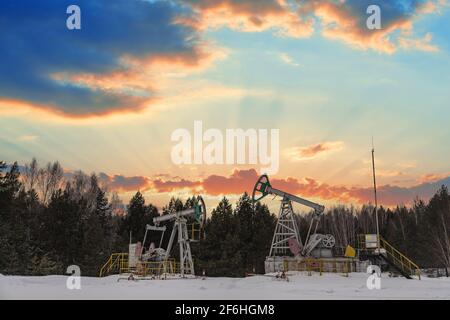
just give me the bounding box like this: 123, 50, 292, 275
99, 253, 128, 277
134, 260, 181, 277
283, 258, 351, 277
357, 235, 421, 279
99, 253, 181, 278
379, 237, 421, 279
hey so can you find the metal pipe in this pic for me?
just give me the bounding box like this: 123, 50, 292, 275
153, 207, 196, 224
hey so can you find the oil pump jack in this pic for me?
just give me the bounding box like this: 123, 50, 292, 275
138, 196, 206, 277
252, 175, 336, 272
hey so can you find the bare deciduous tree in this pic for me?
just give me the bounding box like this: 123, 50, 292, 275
37, 161, 64, 204
23, 157, 39, 192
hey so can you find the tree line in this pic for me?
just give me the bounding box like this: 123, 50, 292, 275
1, 159, 449, 277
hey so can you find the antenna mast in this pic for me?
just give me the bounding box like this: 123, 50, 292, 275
371, 138, 380, 252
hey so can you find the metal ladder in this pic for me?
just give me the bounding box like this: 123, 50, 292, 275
378, 237, 421, 279
358, 235, 421, 279
99, 253, 128, 277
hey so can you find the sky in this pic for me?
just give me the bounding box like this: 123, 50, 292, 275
1, 0, 449, 212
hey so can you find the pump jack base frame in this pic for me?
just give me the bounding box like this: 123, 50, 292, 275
117, 272, 197, 281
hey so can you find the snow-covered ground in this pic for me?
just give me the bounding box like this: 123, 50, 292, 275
1, 272, 449, 300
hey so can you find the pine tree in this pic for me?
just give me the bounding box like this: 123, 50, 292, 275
0, 162, 28, 274
30, 252, 63, 276
159, 197, 183, 250
0, 162, 21, 210
41, 189, 84, 268
424, 186, 450, 269
82, 212, 105, 275
252, 202, 276, 273
89, 178, 113, 262
119, 191, 159, 250
121, 191, 146, 244
234, 193, 254, 273
197, 197, 238, 276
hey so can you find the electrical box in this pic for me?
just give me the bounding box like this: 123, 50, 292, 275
365, 234, 378, 249
128, 242, 141, 268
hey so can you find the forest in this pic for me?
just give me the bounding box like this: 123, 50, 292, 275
1, 159, 449, 277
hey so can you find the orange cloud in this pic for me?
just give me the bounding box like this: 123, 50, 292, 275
181, 0, 314, 38
181, 0, 441, 54
152, 178, 202, 193
202, 169, 258, 195
1, 44, 228, 121
286, 141, 344, 161
418, 172, 450, 183
307, 1, 406, 54
49, 45, 227, 107
0, 98, 151, 121
303, 0, 444, 54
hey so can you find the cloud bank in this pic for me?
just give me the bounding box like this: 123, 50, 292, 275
96, 168, 450, 206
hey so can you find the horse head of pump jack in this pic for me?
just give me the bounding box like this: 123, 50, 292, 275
194, 195, 207, 229
252, 174, 272, 204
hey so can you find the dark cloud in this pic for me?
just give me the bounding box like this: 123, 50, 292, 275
0, 0, 200, 116
347, 176, 450, 206
98, 172, 150, 192
152, 178, 202, 192
315, 0, 424, 27
296, 0, 438, 53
